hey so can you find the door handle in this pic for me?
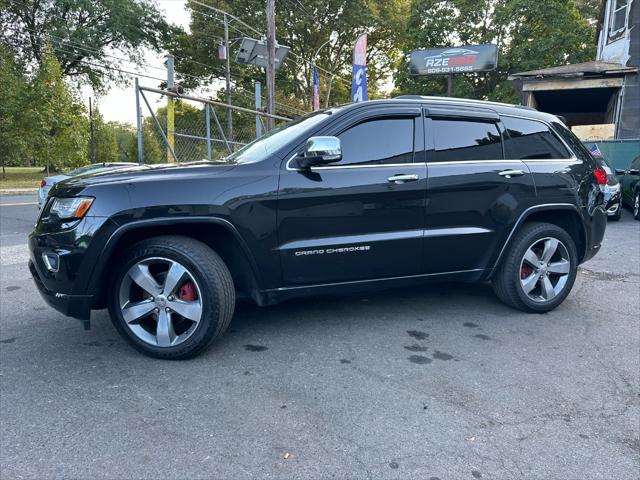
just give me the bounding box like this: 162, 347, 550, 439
388, 174, 419, 184
498, 169, 525, 178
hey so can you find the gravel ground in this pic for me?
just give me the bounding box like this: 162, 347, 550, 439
1, 197, 638, 480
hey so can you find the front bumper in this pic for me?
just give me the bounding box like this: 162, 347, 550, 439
29, 261, 93, 320
28, 215, 117, 321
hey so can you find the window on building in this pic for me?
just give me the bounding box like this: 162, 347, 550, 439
430, 119, 502, 162
609, 0, 629, 39
337, 117, 414, 165
502, 117, 571, 160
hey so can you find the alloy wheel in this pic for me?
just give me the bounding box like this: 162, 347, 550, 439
118, 257, 203, 347
634, 193, 639, 218
519, 237, 571, 303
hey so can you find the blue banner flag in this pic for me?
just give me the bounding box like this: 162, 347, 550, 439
351, 34, 368, 102
312, 66, 320, 111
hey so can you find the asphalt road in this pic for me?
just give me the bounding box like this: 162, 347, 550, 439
1, 195, 639, 479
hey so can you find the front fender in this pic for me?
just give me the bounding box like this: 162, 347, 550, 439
85, 215, 264, 300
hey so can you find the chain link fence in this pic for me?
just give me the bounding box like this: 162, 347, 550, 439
136, 83, 292, 164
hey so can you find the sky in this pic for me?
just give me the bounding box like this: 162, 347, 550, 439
81, 0, 191, 125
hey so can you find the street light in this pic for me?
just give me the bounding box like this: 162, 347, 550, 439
312, 31, 339, 108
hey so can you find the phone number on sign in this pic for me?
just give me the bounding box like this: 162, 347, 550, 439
426, 65, 476, 74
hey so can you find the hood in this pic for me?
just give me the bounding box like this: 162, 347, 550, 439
51, 161, 237, 196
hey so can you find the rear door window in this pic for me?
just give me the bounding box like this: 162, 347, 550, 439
502, 116, 571, 160
430, 119, 502, 162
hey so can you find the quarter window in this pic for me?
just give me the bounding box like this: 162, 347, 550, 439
431, 119, 502, 162
502, 117, 571, 160
337, 117, 414, 165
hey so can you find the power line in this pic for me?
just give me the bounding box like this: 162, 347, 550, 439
189, 2, 351, 87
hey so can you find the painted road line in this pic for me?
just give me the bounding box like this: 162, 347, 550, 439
0, 202, 38, 207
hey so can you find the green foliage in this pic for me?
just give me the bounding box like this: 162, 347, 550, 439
91, 109, 119, 164
30, 47, 89, 170
172, 0, 410, 111
0, 43, 31, 172
0, 0, 179, 90
394, 0, 597, 102
1, 43, 89, 172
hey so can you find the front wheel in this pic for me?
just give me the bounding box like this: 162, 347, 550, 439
634, 192, 640, 220
108, 236, 235, 359
492, 222, 578, 313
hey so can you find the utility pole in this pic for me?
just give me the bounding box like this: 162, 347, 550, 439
89, 97, 96, 163
223, 14, 233, 143
447, 74, 453, 97
265, 0, 276, 131
166, 54, 175, 163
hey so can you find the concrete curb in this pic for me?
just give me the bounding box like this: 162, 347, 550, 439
0, 188, 39, 195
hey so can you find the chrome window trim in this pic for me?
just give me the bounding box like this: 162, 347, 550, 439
425, 159, 523, 166
285, 113, 579, 171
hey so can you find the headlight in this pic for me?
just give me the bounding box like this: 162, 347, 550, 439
49, 197, 94, 220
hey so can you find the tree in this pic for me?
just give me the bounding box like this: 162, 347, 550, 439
90, 109, 119, 164
0, 43, 30, 176
171, 0, 410, 111
0, 0, 179, 90
29, 47, 89, 170
109, 122, 139, 162
394, 0, 597, 103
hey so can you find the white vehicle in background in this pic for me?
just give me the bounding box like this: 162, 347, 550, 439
39, 162, 137, 208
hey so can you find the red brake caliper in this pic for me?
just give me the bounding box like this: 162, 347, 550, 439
521, 264, 533, 279
177, 281, 198, 301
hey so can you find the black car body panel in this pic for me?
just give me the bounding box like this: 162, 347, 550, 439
620, 155, 640, 209
28, 97, 607, 321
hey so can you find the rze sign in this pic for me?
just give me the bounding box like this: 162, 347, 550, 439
409, 44, 498, 75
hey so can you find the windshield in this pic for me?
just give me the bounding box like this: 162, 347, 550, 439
226, 112, 331, 164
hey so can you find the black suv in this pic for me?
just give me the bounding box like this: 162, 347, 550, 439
29, 97, 608, 359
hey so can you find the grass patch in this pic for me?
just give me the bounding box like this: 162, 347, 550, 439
0, 167, 45, 189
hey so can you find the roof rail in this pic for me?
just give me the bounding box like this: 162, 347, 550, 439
392, 94, 536, 111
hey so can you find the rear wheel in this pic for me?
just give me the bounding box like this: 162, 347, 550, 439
108, 236, 235, 359
492, 222, 578, 313
634, 192, 640, 220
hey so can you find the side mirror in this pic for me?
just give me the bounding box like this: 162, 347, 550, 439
297, 136, 342, 169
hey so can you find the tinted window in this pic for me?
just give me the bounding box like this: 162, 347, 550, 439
503, 117, 571, 160
431, 119, 502, 162
338, 117, 414, 166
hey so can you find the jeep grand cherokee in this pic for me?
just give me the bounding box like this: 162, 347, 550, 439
29, 97, 608, 359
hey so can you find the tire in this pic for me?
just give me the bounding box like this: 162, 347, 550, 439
108, 235, 235, 359
492, 222, 578, 313
634, 192, 640, 221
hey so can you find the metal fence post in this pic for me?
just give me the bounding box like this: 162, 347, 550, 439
255, 81, 262, 139
205, 104, 212, 161
135, 78, 144, 164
